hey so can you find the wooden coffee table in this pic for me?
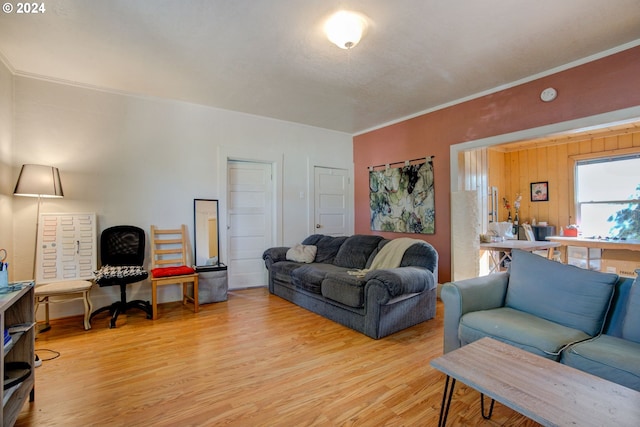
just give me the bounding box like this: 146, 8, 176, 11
430, 337, 640, 426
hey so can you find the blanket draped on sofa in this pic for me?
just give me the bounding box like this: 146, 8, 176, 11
348, 237, 423, 277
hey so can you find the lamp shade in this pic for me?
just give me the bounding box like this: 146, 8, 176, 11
13, 164, 64, 198
325, 11, 367, 49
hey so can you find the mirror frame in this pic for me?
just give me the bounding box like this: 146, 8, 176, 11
193, 198, 221, 268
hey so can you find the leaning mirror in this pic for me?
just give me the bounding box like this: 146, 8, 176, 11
193, 199, 221, 268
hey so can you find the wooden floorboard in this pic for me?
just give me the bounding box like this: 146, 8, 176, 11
16, 287, 540, 426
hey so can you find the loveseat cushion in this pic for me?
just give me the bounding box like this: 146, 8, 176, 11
621, 276, 640, 343
291, 263, 348, 294
321, 272, 368, 307
506, 250, 618, 336
301, 235, 347, 264
561, 334, 640, 391
333, 235, 384, 269
459, 307, 591, 360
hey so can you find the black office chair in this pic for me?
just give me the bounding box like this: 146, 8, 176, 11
90, 225, 152, 328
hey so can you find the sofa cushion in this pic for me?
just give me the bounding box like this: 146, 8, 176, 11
561, 334, 640, 392
334, 235, 384, 269
621, 276, 640, 343
506, 250, 618, 336
459, 307, 591, 360
321, 272, 368, 308
365, 240, 389, 268
301, 235, 347, 264
291, 263, 348, 294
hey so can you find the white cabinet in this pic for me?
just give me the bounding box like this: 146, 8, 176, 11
36, 213, 97, 284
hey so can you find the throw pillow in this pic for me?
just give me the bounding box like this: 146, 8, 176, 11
621, 271, 640, 343
505, 249, 618, 336
286, 244, 317, 263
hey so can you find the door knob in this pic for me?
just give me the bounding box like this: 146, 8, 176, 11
316, 224, 321, 228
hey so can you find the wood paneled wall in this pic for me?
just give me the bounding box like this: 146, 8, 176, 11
488, 129, 640, 232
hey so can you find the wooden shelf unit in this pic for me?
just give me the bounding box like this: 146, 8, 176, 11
1, 282, 35, 427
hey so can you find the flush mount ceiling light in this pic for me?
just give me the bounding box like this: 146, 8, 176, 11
325, 11, 367, 49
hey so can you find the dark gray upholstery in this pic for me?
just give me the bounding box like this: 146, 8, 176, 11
301, 234, 347, 264
263, 234, 438, 339
291, 263, 348, 294
333, 235, 383, 268
321, 272, 367, 307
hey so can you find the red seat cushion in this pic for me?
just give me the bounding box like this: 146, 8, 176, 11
151, 265, 196, 278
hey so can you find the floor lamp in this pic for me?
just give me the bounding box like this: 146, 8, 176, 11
13, 164, 64, 284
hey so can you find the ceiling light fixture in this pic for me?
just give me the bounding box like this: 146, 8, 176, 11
325, 11, 367, 50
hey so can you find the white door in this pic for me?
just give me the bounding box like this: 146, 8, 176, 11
227, 160, 274, 289
314, 167, 348, 236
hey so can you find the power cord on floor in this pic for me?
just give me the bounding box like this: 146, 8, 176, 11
35, 348, 61, 367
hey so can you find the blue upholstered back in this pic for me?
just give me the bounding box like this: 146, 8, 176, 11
506, 250, 618, 336
603, 276, 636, 337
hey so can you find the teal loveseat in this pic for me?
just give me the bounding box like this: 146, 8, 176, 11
442, 249, 640, 391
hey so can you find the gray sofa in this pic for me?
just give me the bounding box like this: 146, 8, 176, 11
442, 249, 640, 391
263, 234, 438, 339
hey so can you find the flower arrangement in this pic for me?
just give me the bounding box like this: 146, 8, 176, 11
514, 193, 522, 213
502, 197, 510, 211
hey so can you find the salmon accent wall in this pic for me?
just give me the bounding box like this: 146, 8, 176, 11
353, 45, 640, 283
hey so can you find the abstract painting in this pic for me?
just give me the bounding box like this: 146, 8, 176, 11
369, 159, 435, 234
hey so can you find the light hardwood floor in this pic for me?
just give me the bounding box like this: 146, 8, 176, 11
17, 288, 539, 426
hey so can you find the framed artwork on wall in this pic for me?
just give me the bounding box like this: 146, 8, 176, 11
530, 181, 549, 202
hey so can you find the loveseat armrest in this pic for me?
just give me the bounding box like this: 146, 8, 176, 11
365, 267, 436, 302
441, 272, 509, 353
262, 247, 289, 269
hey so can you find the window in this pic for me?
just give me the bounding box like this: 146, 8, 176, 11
576, 154, 640, 239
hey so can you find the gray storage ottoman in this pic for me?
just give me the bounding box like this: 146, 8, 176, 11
195, 265, 228, 303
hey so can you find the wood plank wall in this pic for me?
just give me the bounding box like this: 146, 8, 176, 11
488, 129, 640, 233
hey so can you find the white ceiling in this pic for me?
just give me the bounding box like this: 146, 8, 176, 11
1, 0, 640, 134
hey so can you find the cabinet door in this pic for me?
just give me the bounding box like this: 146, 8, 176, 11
36, 213, 97, 284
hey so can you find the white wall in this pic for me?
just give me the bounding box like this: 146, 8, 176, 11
0, 60, 13, 278
12, 76, 354, 320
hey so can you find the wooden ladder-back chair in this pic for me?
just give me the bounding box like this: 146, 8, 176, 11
150, 225, 199, 320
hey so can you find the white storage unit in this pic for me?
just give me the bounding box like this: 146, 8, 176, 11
567, 246, 601, 271
35, 213, 97, 284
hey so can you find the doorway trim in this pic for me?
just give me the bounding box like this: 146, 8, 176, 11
217, 146, 283, 266
449, 105, 640, 275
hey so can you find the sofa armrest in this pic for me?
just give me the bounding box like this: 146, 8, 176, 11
262, 247, 289, 269
365, 267, 436, 301
441, 272, 509, 353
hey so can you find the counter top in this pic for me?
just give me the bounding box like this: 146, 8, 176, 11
480, 240, 560, 252
546, 236, 640, 251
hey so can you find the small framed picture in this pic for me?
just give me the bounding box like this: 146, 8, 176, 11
530, 181, 548, 202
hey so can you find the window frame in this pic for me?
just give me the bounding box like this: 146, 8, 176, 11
571, 148, 640, 235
